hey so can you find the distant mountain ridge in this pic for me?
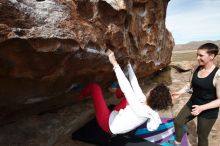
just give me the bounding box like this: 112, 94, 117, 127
174, 40, 220, 51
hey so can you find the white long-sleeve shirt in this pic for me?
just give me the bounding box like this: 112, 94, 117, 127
109, 64, 162, 134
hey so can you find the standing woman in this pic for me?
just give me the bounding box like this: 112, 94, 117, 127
171, 43, 220, 146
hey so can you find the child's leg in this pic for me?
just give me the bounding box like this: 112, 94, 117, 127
114, 88, 127, 110
115, 88, 125, 99
80, 83, 111, 133
113, 97, 128, 111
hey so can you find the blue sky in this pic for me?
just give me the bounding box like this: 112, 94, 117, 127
166, 0, 220, 44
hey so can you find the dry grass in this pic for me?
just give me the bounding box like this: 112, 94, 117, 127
171, 50, 197, 62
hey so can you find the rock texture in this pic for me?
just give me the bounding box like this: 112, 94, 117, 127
0, 0, 174, 124
170, 61, 197, 72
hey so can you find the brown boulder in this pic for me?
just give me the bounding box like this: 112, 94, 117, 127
0, 0, 174, 124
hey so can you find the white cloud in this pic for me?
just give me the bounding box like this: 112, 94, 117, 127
166, 0, 220, 44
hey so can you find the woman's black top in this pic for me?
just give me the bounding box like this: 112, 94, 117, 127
187, 66, 219, 119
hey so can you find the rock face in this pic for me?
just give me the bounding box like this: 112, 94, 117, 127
0, 0, 174, 124
170, 61, 197, 72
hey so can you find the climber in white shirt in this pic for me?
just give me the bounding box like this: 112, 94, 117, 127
80, 49, 173, 134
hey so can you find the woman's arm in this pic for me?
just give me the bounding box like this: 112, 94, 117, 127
171, 66, 196, 100
106, 50, 150, 117
127, 63, 146, 102
171, 83, 190, 100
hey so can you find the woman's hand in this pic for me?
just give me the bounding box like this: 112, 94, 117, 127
191, 105, 204, 116
171, 92, 181, 104
106, 49, 118, 67
171, 91, 181, 100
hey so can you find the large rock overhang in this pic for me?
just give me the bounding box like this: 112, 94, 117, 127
0, 0, 174, 124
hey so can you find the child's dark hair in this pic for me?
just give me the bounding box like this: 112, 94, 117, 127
198, 43, 219, 56
147, 83, 173, 111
